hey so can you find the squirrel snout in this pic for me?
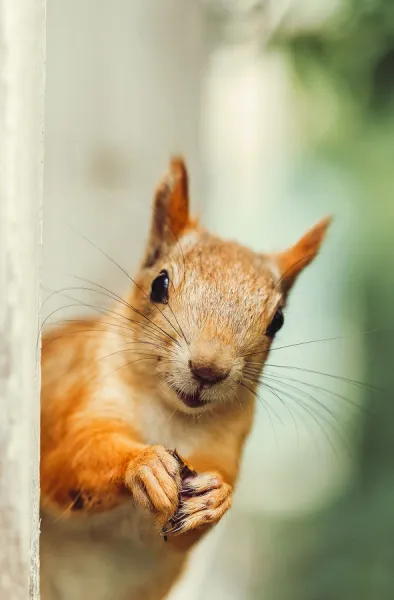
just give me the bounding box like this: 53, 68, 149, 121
188, 341, 233, 385
189, 361, 229, 384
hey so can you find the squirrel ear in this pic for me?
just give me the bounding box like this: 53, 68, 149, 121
143, 157, 190, 268
275, 217, 331, 293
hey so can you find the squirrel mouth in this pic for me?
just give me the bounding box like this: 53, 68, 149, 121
174, 388, 206, 409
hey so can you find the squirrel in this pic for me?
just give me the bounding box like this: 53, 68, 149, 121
40, 157, 330, 600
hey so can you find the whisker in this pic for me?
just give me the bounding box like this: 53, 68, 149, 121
103, 356, 159, 378
40, 293, 173, 349
245, 376, 299, 441
42, 328, 130, 350
38, 303, 133, 351
41, 287, 135, 334
68, 229, 184, 342
269, 328, 385, 353
264, 380, 343, 460
42, 282, 165, 348
239, 381, 283, 434
71, 273, 188, 349
97, 343, 171, 363
44, 317, 146, 343
243, 362, 354, 455
263, 371, 373, 419
265, 363, 389, 395
70, 277, 181, 346
263, 376, 353, 458
260, 381, 322, 457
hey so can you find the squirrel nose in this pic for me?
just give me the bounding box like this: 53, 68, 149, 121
188, 340, 233, 385
189, 360, 229, 384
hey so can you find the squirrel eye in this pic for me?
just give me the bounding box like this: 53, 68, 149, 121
150, 270, 170, 304
266, 307, 284, 338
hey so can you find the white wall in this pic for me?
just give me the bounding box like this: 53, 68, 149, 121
0, 1, 45, 597
43, 0, 206, 315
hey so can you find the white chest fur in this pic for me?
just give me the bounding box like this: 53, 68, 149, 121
138, 393, 210, 456
40, 501, 185, 600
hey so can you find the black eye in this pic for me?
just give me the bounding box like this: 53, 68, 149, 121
266, 308, 284, 338
150, 270, 170, 304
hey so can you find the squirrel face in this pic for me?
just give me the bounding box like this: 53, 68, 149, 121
127, 158, 330, 414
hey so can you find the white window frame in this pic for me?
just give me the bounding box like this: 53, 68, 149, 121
0, 2, 46, 598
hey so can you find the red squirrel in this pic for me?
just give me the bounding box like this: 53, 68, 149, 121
40, 158, 330, 600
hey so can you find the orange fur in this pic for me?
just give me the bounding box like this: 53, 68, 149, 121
40, 158, 329, 600
275, 216, 331, 292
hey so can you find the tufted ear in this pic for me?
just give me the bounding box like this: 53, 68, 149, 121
274, 217, 331, 294
143, 157, 191, 268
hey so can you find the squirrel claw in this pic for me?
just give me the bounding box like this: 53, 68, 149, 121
161, 517, 177, 541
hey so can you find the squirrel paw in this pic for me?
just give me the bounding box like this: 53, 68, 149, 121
163, 472, 232, 536
125, 445, 181, 528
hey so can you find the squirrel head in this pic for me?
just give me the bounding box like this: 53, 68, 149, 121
128, 158, 331, 414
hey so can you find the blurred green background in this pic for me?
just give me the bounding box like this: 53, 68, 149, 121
199, 2, 394, 598
222, 1, 394, 599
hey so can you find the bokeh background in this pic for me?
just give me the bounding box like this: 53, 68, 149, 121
43, 1, 394, 598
